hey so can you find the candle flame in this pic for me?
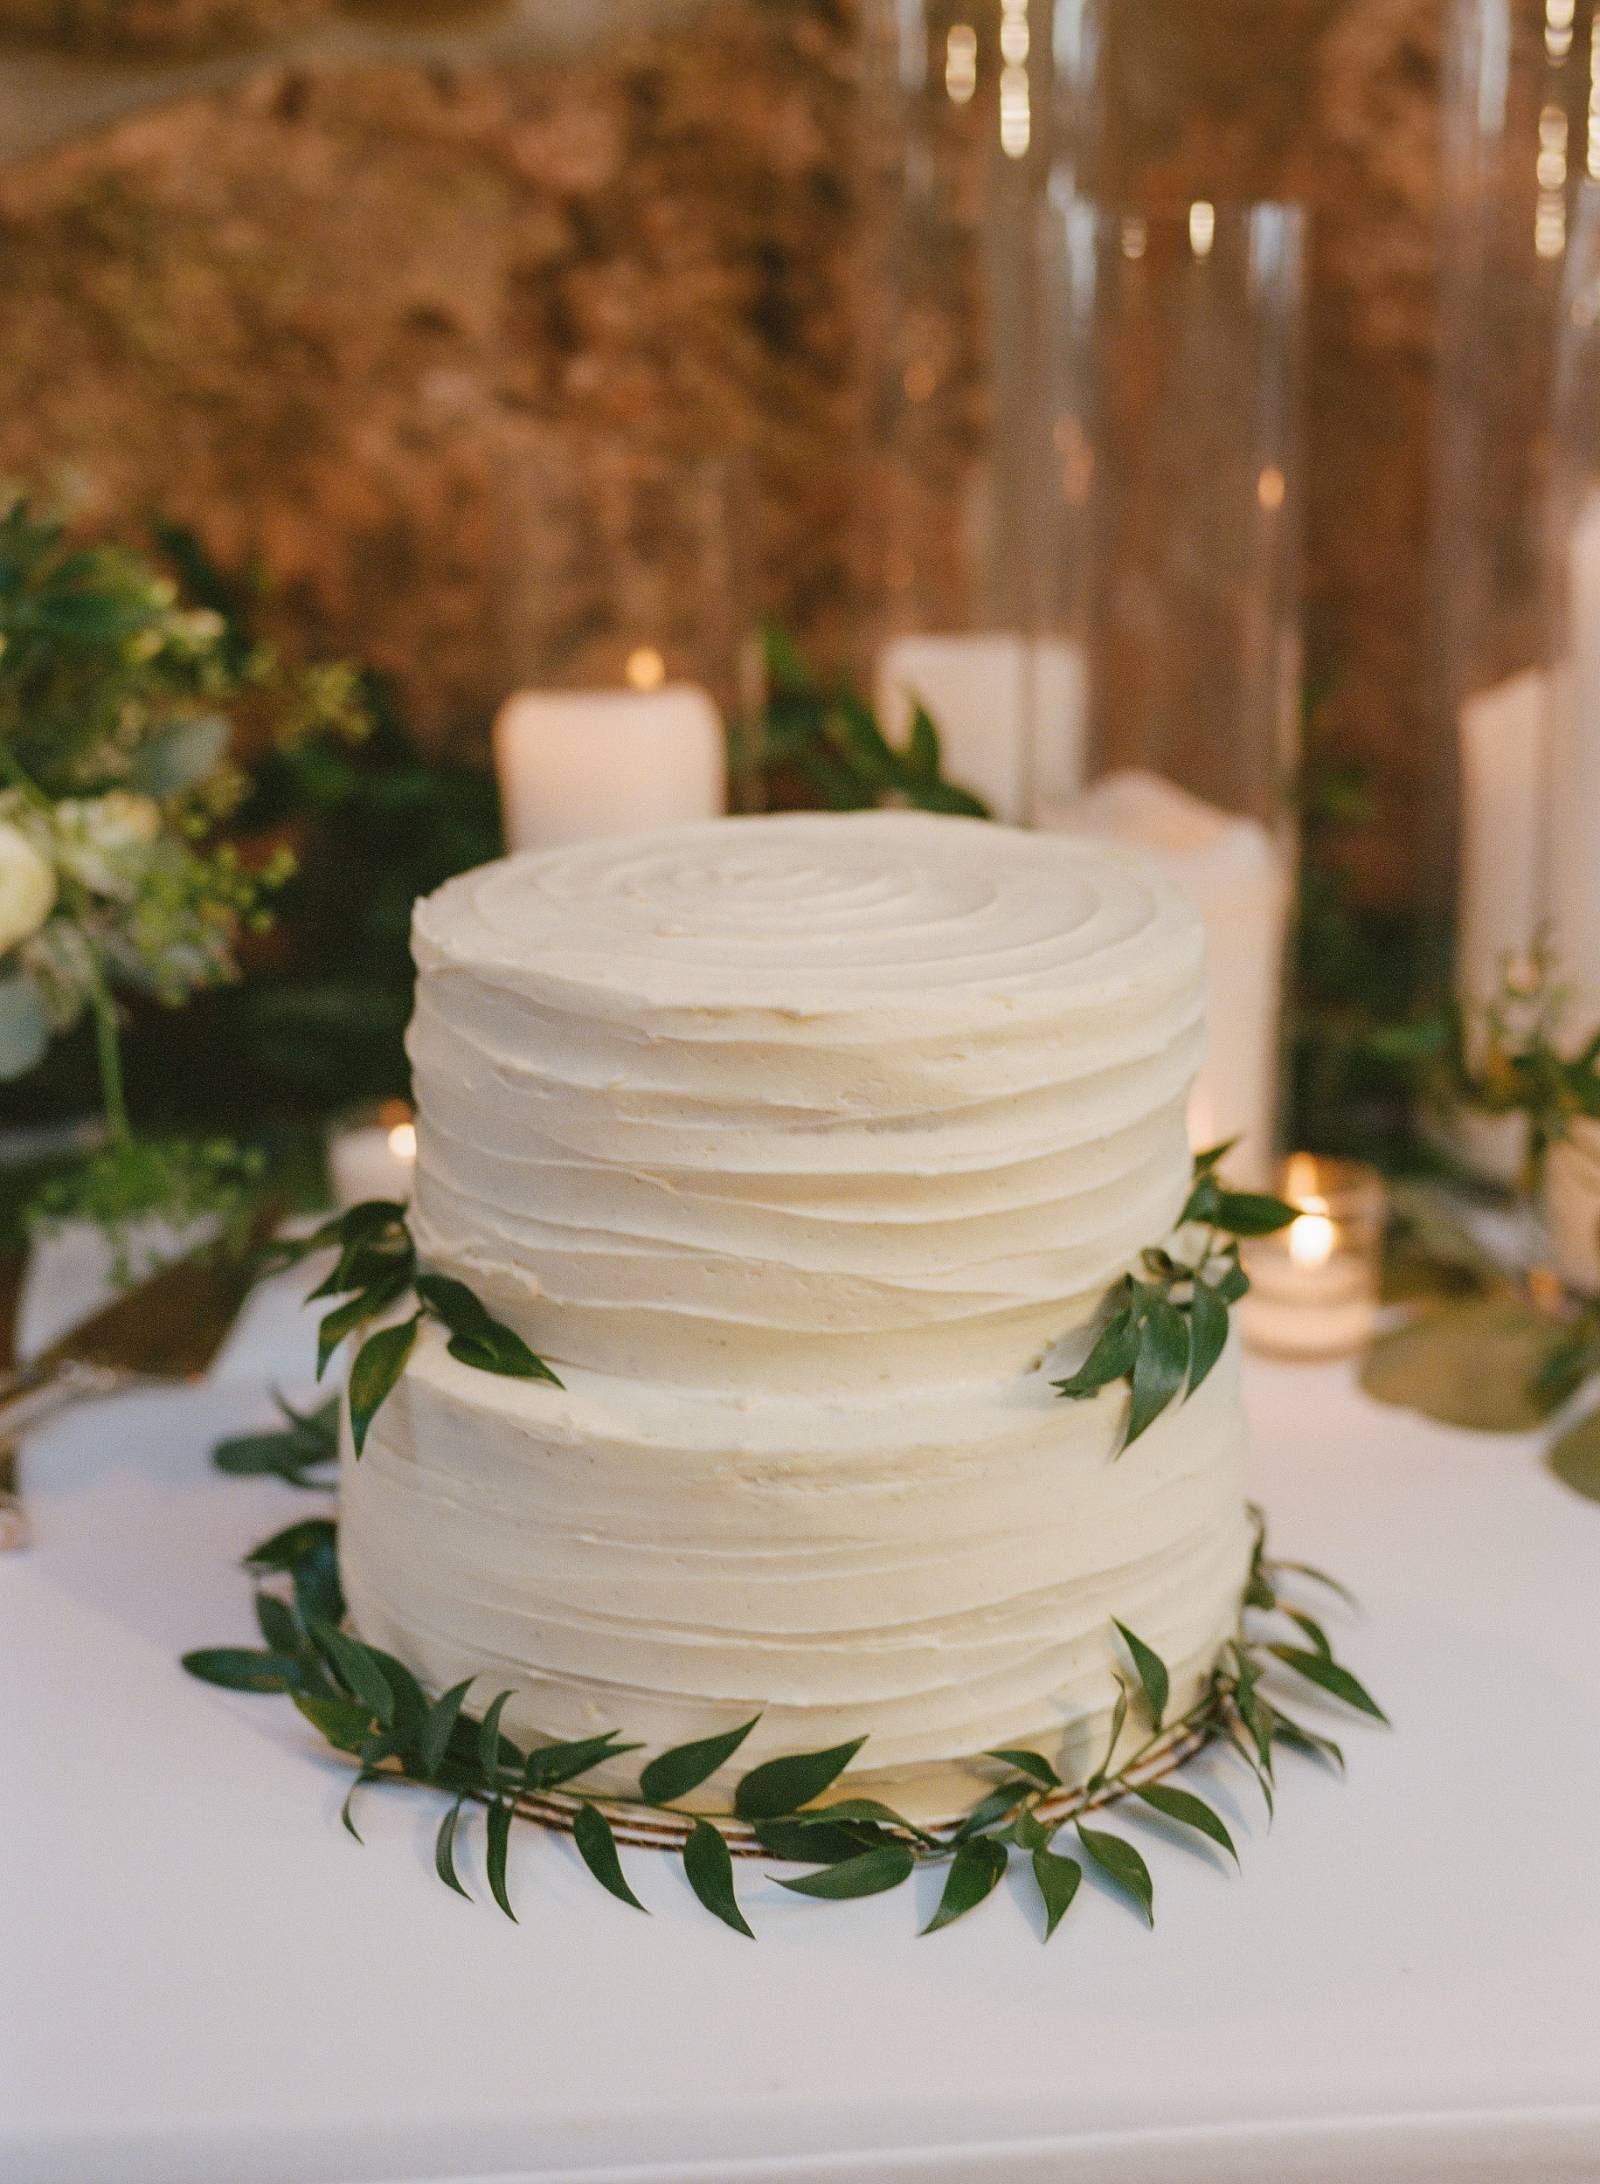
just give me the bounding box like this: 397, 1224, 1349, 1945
625, 646, 666, 691
1288, 1198, 1335, 1270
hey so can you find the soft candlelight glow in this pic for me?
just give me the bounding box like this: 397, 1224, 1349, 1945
327, 1100, 417, 1209
625, 646, 667, 691
1239, 1155, 1386, 1362
1288, 1200, 1335, 1270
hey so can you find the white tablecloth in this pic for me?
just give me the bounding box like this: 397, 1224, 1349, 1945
3, 1264, 1598, 2184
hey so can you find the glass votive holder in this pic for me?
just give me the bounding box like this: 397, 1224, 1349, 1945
325, 1100, 417, 1211
1237, 1154, 1387, 1362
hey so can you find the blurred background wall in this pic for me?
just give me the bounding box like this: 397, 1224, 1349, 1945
0, 0, 1437, 905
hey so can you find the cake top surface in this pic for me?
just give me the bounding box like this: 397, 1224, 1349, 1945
413, 811, 1202, 1024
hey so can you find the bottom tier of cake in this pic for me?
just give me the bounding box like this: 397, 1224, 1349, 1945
339, 1326, 1254, 1821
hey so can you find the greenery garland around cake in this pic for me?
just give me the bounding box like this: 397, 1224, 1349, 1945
183, 1152, 1383, 1942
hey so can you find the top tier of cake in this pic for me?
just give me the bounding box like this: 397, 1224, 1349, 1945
406, 812, 1206, 1392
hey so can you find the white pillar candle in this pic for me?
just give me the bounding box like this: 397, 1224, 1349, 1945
1040, 770, 1290, 1180
874, 633, 1087, 825
1546, 1120, 1600, 1294
1456, 667, 1549, 1009
494, 684, 726, 855
1551, 487, 1600, 1023
1453, 667, 1549, 1186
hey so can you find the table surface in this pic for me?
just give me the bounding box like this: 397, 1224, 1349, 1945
3, 1244, 1599, 2184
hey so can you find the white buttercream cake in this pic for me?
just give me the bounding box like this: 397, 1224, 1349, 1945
339, 811, 1254, 1816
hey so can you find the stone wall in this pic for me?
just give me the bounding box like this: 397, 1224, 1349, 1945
0, 0, 1445, 902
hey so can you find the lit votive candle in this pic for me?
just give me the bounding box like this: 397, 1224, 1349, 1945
1237, 1153, 1387, 1361
326, 1100, 417, 1209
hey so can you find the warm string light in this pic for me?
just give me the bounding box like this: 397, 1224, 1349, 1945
945, 22, 977, 105
998, 0, 1030, 159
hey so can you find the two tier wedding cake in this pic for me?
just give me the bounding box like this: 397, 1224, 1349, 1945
338, 811, 1253, 1815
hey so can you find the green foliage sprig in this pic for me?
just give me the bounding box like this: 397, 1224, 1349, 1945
1054, 1145, 1296, 1449
759, 626, 990, 818
0, 494, 368, 1258
182, 1511, 1382, 1942
266, 1199, 561, 1453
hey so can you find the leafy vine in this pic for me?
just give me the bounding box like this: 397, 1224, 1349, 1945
183, 1493, 1383, 1943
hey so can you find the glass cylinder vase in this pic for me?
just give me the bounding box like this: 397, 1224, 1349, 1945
491, 433, 763, 847
858, 0, 1095, 822
1030, 187, 1305, 1181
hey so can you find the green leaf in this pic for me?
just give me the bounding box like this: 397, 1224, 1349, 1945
777, 1844, 915, 1900
243, 1517, 337, 1573
1212, 1191, 1298, 1237
1284, 1608, 1332, 1657
476, 1690, 518, 1778
682, 1817, 753, 1937
348, 1314, 420, 1456
1549, 1406, 1600, 1503
1125, 1296, 1191, 1447
1268, 1645, 1389, 1724
1360, 1298, 1564, 1433
573, 1803, 648, 1912
1030, 1847, 1082, 1941
1053, 1306, 1140, 1400
1088, 1678, 1128, 1792
1215, 1256, 1249, 1305
733, 1735, 867, 1821
1112, 1620, 1169, 1732
313, 1626, 395, 1727
1135, 1783, 1238, 1863
293, 1691, 373, 1754
638, 1715, 762, 1805
750, 1818, 887, 1864
254, 1591, 302, 1654
1076, 1823, 1154, 1925
794, 1797, 929, 1839
1191, 1139, 1240, 1178
340, 1769, 377, 1842
1186, 1278, 1230, 1395
417, 1678, 475, 1777
434, 1795, 472, 1899
485, 1798, 517, 1922
522, 1732, 641, 1793
417, 1272, 563, 1385
905, 703, 941, 785
1270, 1558, 1359, 1609
181, 1645, 304, 1693
922, 1836, 1008, 1934
316, 1270, 413, 1379
985, 1747, 1060, 1791
1007, 1805, 1058, 1853
952, 1781, 1033, 1841
1178, 1171, 1223, 1227
1270, 1711, 1345, 1773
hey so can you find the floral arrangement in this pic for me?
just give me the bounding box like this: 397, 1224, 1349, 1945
0, 496, 365, 1244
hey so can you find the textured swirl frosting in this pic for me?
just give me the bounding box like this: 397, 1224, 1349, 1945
343, 1329, 1252, 1812
406, 812, 1207, 1391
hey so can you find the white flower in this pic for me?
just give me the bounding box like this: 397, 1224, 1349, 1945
0, 817, 57, 955
52, 791, 163, 899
